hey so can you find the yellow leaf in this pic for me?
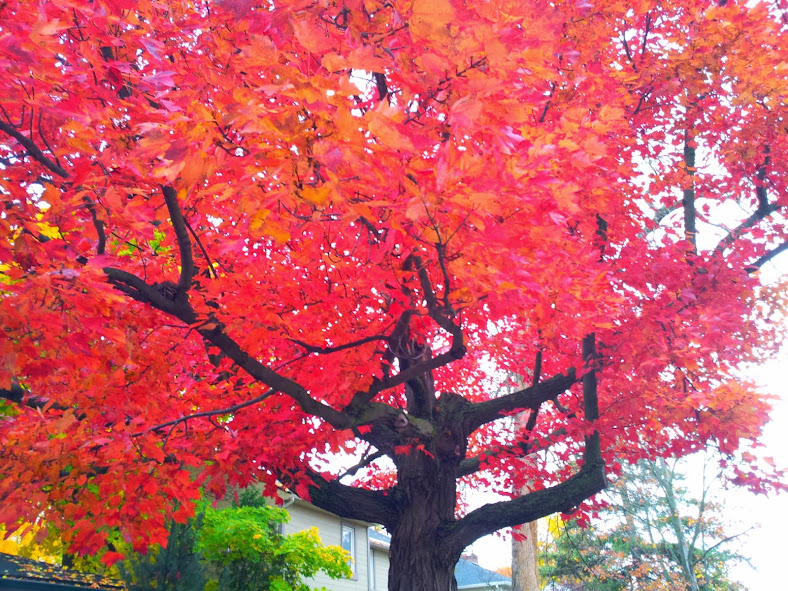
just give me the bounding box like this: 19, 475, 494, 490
322, 53, 348, 72
367, 109, 414, 152
301, 185, 332, 207
249, 209, 290, 245
410, 0, 454, 40
249, 209, 272, 238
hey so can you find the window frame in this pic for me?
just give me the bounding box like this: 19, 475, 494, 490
341, 523, 357, 579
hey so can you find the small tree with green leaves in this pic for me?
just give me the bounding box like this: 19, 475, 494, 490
198, 499, 351, 591
117, 490, 350, 591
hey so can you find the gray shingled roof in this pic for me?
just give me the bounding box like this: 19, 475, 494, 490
455, 557, 511, 589
0, 552, 125, 590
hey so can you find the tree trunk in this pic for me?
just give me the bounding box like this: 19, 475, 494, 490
387, 443, 464, 591
388, 535, 461, 591
512, 365, 541, 591
386, 385, 468, 591
512, 520, 539, 591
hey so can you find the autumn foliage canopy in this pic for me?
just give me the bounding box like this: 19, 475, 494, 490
0, 0, 786, 579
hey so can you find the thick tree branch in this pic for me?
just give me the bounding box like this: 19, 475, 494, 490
161, 185, 194, 296
190, 326, 358, 430
445, 460, 606, 553
713, 202, 781, 256
369, 348, 466, 398
682, 131, 697, 253
299, 469, 397, 527
0, 381, 65, 411
462, 369, 577, 435
452, 335, 603, 543
83, 196, 106, 255
0, 120, 69, 178
382, 309, 416, 372
343, 309, 416, 414
582, 333, 601, 463
457, 353, 550, 477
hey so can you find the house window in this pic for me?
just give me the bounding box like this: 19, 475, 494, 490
368, 547, 376, 590
341, 524, 356, 577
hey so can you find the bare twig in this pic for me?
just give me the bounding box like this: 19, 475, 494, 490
456, 428, 566, 478
184, 217, 219, 278
133, 388, 276, 436
289, 335, 389, 355
338, 448, 387, 480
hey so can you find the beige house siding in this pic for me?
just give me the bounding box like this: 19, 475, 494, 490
370, 547, 389, 591
283, 497, 371, 591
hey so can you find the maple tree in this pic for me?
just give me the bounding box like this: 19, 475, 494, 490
0, 1, 787, 590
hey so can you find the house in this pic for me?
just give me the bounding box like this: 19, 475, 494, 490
281, 493, 512, 591
0, 552, 124, 591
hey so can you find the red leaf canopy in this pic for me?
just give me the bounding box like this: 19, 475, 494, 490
0, 0, 785, 557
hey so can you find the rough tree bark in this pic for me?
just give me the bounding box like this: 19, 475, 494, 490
512, 520, 540, 591
512, 365, 542, 591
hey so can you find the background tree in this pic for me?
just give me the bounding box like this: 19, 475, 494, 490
540, 456, 750, 591
118, 513, 207, 591
1, 2, 786, 591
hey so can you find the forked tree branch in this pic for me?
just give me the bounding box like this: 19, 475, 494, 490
0, 119, 108, 256
462, 369, 578, 435
447, 333, 604, 552
714, 150, 780, 257
103, 266, 358, 431
713, 202, 781, 256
